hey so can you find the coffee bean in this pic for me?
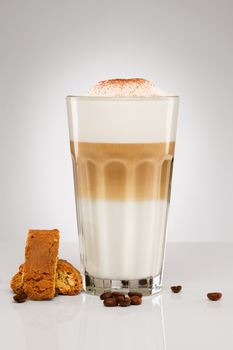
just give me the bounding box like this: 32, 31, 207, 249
170, 285, 182, 294
119, 297, 131, 307
128, 292, 143, 298
117, 295, 125, 303
112, 292, 125, 298
207, 292, 222, 301
13, 292, 27, 303
130, 295, 142, 305
103, 298, 118, 307
100, 292, 112, 300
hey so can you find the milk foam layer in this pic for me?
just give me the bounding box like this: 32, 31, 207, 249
78, 199, 168, 279
67, 97, 179, 143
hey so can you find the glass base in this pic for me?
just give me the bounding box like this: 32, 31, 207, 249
83, 272, 162, 296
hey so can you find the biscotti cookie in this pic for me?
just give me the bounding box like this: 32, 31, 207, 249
23, 229, 59, 300
56, 259, 82, 295
11, 259, 82, 296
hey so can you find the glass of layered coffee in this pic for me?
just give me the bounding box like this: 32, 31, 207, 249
67, 79, 179, 295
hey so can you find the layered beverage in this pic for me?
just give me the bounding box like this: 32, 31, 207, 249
67, 79, 179, 295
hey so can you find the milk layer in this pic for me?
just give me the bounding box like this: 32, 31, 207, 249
78, 198, 169, 280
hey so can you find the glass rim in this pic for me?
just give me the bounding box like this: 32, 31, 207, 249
66, 95, 179, 101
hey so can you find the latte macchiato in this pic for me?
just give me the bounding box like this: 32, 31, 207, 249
67, 78, 179, 294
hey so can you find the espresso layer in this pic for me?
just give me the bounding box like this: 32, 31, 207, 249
71, 142, 175, 201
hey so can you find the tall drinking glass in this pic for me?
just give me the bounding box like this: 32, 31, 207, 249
67, 95, 179, 295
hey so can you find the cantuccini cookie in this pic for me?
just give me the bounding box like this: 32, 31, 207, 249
23, 229, 59, 300
10, 259, 82, 297
56, 259, 82, 295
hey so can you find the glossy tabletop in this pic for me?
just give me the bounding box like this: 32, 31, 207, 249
1, 242, 232, 350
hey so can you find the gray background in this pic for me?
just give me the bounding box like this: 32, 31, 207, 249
1, 0, 233, 246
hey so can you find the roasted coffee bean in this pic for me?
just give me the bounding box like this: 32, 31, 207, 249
170, 285, 182, 294
100, 292, 112, 300
128, 292, 143, 298
117, 295, 125, 303
103, 298, 118, 307
112, 292, 125, 298
119, 297, 131, 307
207, 292, 222, 301
130, 295, 142, 305
13, 292, 27, 303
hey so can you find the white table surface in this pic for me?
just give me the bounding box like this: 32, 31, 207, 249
1, 242, 232, 350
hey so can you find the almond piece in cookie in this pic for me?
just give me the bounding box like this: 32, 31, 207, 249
23, 229, 60, 300
56, 259, 82, 295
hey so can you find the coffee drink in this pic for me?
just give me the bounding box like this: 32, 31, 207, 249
67, 79, 178, 287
